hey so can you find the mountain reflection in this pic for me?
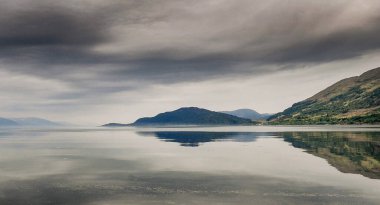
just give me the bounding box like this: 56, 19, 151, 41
138, 131, 274, 147
140, 131, 380, 179
283, 132, 380, 179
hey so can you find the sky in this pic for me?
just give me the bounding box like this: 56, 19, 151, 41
0, 0, 380, 125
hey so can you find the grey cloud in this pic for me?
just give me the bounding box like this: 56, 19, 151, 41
267, 18, 380, 63
0, 9, 104, 47
1, 0, 380, 92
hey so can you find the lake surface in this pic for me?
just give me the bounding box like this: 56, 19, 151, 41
0, 126, 379, 205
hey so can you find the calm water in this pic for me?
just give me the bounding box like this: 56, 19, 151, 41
0, 126, 379, 205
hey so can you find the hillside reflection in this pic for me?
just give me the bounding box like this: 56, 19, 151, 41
138, 131, 274, 147
141, 131, 380, 179
283, 132, 380, 179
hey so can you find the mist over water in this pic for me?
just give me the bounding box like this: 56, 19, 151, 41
0, 126, 379, 205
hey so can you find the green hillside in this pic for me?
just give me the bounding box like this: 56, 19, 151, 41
269, 67, 380, 124
133, 107, 253, 126
103, 107, 254, 127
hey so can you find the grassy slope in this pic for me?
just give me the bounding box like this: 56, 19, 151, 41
133, 107, 253, 125
269, 67, 380, 124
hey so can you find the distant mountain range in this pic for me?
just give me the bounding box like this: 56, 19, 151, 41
0, 117, 62, 127
104, 68, 379, 126
0, 118, 19, 126
103, 107, 254, 127
220, 109, 272, 121
269, 67, 380, 124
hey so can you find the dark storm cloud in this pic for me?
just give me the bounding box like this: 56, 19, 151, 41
0, 0, 116, 64
0, 9, 104, 47
0, 0, 154, 48
1, 0, 380, 87
267, 17, 380, 63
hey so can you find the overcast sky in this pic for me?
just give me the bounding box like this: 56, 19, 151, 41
0, 0, 380, 125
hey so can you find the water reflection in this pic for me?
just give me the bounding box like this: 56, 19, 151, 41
141, 131, 380, 179
283, 132, 380, 179
0, 128, 380, 205
139, 131, 274, 147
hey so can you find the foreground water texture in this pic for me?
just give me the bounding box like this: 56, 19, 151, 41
0, 126, 379, 205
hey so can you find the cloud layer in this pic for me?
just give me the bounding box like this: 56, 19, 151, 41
0, 0, 379, 124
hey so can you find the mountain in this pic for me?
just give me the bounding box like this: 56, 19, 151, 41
11, 118, 62, 126
0, 117, 63, 127
221, 109, 272, 120
269, 67, 380, 124
102, 123, 129, 127
103, 107, 253, 127
0, 118, 18, 126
